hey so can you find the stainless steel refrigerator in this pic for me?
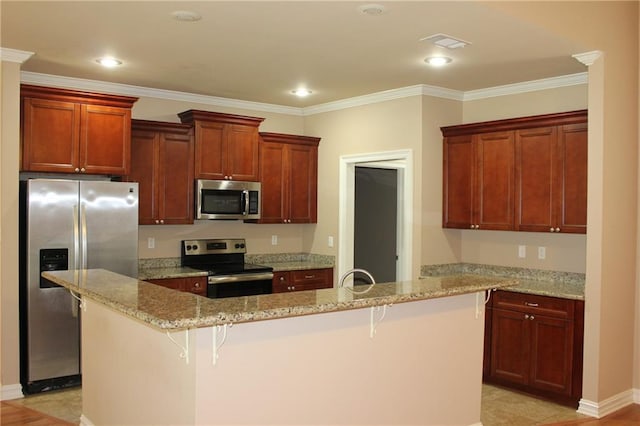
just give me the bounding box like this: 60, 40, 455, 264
19, 178, 138, 394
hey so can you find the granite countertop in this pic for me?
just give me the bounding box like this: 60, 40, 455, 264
266, 261, 334, 272
138, 266, 207, 280
42, 269, 516, 331
421, 263, 585, 301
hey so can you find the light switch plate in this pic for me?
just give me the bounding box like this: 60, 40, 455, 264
538, 246, 546, 260
271, 235, 278, 245
147, 237, 155, 249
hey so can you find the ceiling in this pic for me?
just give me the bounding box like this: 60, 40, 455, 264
1, 1, 589, 108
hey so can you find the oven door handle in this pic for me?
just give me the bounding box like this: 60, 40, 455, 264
208, 272, 274, 284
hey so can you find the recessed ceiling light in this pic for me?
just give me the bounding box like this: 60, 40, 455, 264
291, 88, 312, 97
358, 4, 385, 15
424, 56, 452, 67
172, 10, 202, 22
96, 57, 122, 68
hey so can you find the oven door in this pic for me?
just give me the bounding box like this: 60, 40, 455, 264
207, 272, 273, 298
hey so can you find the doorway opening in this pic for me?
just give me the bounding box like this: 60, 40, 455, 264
338, 150, 413, 285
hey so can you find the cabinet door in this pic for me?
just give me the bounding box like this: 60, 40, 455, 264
443, 135, 474, 228
475, 132, 515, 230
529, 315, 574, 396
129, 130, 159, 224
490, 308, 530, 385
290, 268, 332, 290
516, 127, 556, 232
226, 124, 259, 181
159, 131, 194, 224
80, 104, 131, 175
194, 121, 225, 180
259, 141, 287, 223
288, 143, 318, 223
556, 123, 587, 233
22, 97, 80, 173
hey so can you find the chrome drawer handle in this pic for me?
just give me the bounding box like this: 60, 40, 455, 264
304, 275, 315, 279
525, 302, 539, 307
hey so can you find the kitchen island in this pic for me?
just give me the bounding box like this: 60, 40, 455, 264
43, 269, 516, 426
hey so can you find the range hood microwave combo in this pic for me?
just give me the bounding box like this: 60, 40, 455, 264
195, 179, 261, 220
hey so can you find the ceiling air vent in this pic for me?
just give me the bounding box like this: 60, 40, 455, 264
421, 33, 471, 49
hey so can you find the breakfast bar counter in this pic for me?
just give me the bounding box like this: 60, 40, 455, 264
43, 269, 516, 426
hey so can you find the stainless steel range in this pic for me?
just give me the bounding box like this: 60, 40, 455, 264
181, 238, 273, 298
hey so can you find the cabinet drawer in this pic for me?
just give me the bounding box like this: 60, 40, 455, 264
290, 268, 331, 286
493, 291, 574, 320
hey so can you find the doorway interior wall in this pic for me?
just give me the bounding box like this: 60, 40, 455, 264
338, 149, 413, 285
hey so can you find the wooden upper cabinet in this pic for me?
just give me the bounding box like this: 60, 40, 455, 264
442, 110, 587, 234
257, 132, 320, 224
178, 110, 264, 181
21, 84, 137, 176
443, 131, 514, 230
127, 120, 194, 225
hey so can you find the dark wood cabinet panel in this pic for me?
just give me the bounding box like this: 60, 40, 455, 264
475, 131, 515, 230
556, 123, 588, 233
178, 110, 264, 181
442, 110, 587, 234
272, 268, 333, 293
128, 120, 194, 225
20, 85, 136, 176
147, 276, 206, 296
484, 290, 584, 406
443, 135, 474, 228
258, 132, 320, 224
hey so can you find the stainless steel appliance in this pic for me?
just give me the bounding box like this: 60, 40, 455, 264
19, 178, 139, 394
181, 238, 273, 298
195, 179, 261, 220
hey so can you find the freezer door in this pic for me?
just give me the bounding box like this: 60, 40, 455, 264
25, 179, 81, 381
80, 181, 138, 277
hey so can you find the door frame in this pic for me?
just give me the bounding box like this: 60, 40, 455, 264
338, 149, 413, 284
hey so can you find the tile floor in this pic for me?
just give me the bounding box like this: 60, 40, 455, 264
481, 384, 588, 426
8, 383, 588, 425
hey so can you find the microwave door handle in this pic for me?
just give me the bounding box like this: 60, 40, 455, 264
243, 190, 249, 216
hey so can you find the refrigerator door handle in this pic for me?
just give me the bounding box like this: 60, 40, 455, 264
80, 203, 88, 269
73, 204, 80, 270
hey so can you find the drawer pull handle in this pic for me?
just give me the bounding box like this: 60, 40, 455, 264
304, 275, 315, 279
525, 302, 539, 307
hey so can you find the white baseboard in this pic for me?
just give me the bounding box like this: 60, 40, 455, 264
1, 383, 24, 400
578, 388, 636, 418
80, 414, 95, 426
468, 422, 483, 426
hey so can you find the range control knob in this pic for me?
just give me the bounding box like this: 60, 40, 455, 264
192, 245, 198, 251
186, 245, 192, 251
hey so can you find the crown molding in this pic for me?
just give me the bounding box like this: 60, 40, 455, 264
463, 72, 588, 101
21, 70, 587, 117
573, 51, 602, 66
20, 71, 304, 116
303, 84, 463, 115
0, 47, 34, 64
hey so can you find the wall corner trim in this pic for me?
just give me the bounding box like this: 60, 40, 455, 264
1, 383, 24, 401
0, 47, 34, 64
577, 389, 636, 418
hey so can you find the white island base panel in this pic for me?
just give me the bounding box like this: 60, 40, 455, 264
81, 293, 485, 426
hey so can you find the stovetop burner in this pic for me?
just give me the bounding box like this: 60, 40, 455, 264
181, 238, 273, 276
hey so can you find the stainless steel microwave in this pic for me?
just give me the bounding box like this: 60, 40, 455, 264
195, 179, 261, 220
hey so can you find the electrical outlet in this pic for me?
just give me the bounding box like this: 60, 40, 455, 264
147, 237, 155, 249
538, 246, 546, 260
518, 245, 526, 258
271, 235, 278, 245
328, 236, 334, 247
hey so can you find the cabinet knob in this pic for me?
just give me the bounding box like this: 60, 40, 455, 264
279, 276, 285, 281
75, 168, 80, 172
475, 224, 480, 229
524, 314, 529, 320
160, 219, 164, 224
555, 227, 560, 232
529, 315, 535, 320
291, 286, 295, 290
155, 220, 160, 224
80, 167, 86, 173
470, 224, 475, 229
194, 282, 200, 288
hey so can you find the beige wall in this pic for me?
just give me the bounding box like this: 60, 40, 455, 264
0, 60, 21, 391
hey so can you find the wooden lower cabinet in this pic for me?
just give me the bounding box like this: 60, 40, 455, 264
484, 290, 584, 406
146, 276, 206, 296
272, 268, 333, 293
